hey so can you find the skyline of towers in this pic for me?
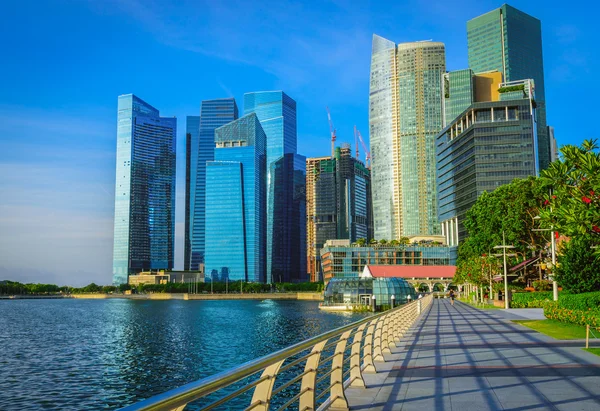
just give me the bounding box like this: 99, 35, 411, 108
467, 4, 549, 170
369, 36, 445, 241
204, 113, 267, 283
112, 94, 177, 285
185, 98, 238, 271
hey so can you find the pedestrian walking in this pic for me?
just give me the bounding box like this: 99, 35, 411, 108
449, 289, 455, 306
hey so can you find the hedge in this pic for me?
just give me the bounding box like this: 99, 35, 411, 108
557, 291, 600, 311
510, 292, 553, 308
543, 301, 600, 328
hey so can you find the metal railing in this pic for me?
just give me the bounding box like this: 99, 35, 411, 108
119, 295, 432, 411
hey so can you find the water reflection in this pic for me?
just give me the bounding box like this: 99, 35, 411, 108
0, 299, 368, 410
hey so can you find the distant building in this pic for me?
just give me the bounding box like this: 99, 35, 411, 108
436, 80, 537, 244
185, 98, 238, 271
112, 94, 176, 285
320, 239, 456, 283
548, 126, 558, 162
128, 268, 204, 286
306, 146, 372, 282
244, 91, 304, 284
204, 113, 267, 282
270, 153, 307, 283
369, 36, 445, 240
467, 4, 549, 170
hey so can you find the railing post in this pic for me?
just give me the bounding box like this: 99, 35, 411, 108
362, 320, 377, 373
249, 359, 285, 411
350, 324, 366, 388
381, 313, 392, 354
328, 331, 351, 411
373, 317, 386, 362
299, 340, 327, 411
586, 325, 590, 349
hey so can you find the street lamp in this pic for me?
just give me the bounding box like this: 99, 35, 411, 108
493, 231, 517, 310
533, 215, 558, 301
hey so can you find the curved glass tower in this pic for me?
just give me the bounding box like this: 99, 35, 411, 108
369, 35, 445, 240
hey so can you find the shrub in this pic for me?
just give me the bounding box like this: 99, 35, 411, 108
544, 301, 600, 328
510, 291, 553, 308
533, 280, 552, 291
555, 236, 600, 293
558, 291, 600, 311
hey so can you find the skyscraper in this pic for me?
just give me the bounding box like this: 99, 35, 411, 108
369, 35, 445, 240
244, 91, 304, 283
306, 145, 372, 281
467, 4, 549, 169
184, 98, 238, 271
112, 94, 176, 285
204, 113, 266, 283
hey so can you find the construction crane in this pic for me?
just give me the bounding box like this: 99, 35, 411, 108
355, 127, 371, 168
326, 107, 336, 158
354, 126, 359, 159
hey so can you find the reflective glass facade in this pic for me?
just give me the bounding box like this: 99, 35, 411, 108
306, 147, 372, 282
323, 277, 417, 308
369, 36, 445, 239
269, 153, 307, 283
244, 91, 302, 284
204, 113, 266, 282
185, 99, 238, 270
320, 244, 455, 282
443, 69, 474, 126
436, 99, 537, 242
467, 4, 549, 170
112, 94, 176, 285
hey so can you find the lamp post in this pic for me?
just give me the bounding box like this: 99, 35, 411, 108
493, 231, 517, 310
391, 294, 395, 309
371, 295, 376, 312
533, 216, 558, 301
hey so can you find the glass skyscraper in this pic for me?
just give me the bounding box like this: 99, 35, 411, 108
184, 98, 238, 271
112, 94, 176, 285
204, 113, 266, 283
467, 4, 549, 170
369, 35, 445, 240
244, 91, 305, 284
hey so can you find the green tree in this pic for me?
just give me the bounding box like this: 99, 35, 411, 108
355, 238, 366, 247
554, 235, 600, 293
379, 239, 388, 246
539, 139, 600, 248
399, 237, 410, 246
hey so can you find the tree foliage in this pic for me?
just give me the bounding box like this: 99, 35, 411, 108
538, 139, 600, 245
554, 236, 600, 293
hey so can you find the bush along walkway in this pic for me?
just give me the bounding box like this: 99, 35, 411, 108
345, 299, 600, 411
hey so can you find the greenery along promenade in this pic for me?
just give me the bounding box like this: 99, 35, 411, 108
0, 280, 324, 296
455, 140, 600, 302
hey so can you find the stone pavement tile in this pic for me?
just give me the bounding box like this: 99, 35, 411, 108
552, 395, 600, 411
399, 397, 452, 411
449, 399, 502, 411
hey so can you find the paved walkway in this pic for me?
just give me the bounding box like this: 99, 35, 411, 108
345, 299, 600, 411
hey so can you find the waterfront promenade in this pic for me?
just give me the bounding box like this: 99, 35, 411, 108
346, 299, 600, 411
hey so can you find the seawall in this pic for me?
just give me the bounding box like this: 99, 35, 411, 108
70, 292, 323, 301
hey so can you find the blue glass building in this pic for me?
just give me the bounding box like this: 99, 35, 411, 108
270, 153, 307, 283
244, 91, 305, 283
185, 98, 238, 270
112, 94, 176, 285
204, 113, 267, 282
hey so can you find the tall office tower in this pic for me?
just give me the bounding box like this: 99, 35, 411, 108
270, 153, 307, 283
306, 146, 371, 282
184, 98, 238, 271
467, 4, 549, 170
244, 91, 303, 283
112, 94, 176, 285
369, 35, 445, 240
436, 79, 537, 244
204, 113, 266, 283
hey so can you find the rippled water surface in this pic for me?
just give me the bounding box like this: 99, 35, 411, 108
0, 299, 367, 410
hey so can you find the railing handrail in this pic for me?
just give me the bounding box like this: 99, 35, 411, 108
119, 302, 418, 411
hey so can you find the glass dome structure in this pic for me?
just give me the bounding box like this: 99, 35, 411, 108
323, 277, 417, 310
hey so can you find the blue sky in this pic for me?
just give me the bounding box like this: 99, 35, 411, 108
0, 0, 596, 286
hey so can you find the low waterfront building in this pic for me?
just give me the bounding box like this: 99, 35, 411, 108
362, 265, 456, 292
128, 269, 204, 286
320, 239, 456, 283
321, 270, 416, 311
